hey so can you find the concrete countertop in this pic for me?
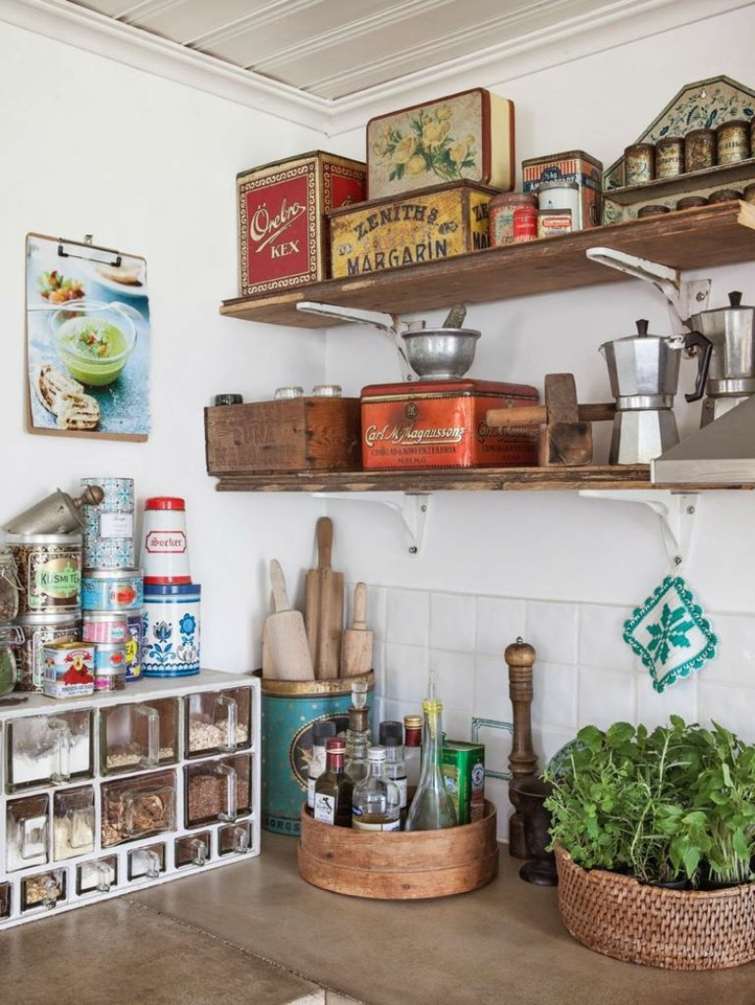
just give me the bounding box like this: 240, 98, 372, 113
4, 835, 755, 1005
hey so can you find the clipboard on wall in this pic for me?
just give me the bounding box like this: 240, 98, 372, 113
25, 232, 151, 442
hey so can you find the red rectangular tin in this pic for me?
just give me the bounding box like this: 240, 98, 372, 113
361, 379, 539, 470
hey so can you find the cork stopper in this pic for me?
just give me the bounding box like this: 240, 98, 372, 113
504, 637, 536, 667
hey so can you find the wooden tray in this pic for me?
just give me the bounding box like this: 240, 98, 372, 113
298, 800, 499, 900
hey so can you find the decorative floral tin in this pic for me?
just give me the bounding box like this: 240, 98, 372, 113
512, 203, 538, 242
16, 612, 81, 692
81, 477, 135, 571
328, 180, 495, 279
82, 612, 128, 644
684, 128, 716, 172
236, 151, 366, 297
624, 143, 655, 185
360, 379, 539, 470
9, 534, 81, 615
143, 583, 200, 677
366, 88, 515, 199
141, 497, 191, 585
522, 149, 602, 229
81, 569, 143, 612
655, 136, 685, 178
43, 641, 95, 699
125, 611, 143, 681
715, 119, 750, 164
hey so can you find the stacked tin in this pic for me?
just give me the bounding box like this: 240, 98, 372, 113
141, 497, 201, 678
80, 478, 142, 692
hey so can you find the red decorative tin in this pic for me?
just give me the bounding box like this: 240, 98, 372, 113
237, 151, 366, 297
513, 204, 538, 242
361, 379, 539, 470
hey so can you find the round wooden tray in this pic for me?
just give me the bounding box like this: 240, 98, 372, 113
298, 800, 499, 900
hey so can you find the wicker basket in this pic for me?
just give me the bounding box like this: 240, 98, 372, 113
555, 845, 755, 970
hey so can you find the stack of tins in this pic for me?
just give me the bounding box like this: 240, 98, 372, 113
140, 497, 201, 678
80, 478, 142, 692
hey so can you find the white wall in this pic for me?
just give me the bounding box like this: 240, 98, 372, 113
321, 2, 755, 835
0, 20, 326, 672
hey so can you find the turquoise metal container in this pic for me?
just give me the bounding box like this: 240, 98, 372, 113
259, 671, 375, 836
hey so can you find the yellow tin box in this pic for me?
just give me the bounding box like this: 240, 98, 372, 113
328, 180, 497, 279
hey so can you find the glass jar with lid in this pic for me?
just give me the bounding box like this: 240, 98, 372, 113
0, 625, 23, 697
6, 710, 93, 793
175, 831, 211, 868
101, 769, 177, 847
7, 793, 50, 871
21, 869, 66, 912
0, 546, 20, 621
100, 698, 178, 775
128, 843, 165, 881
53, 785, 96, 860
184, 753, 252, 827
185, 686, 252, 758
77, 856, 118, 895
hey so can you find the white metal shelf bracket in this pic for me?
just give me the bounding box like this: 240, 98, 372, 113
579, 489, 698, 567
313, 492, 430, 555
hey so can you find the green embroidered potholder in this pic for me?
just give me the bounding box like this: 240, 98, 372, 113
623, 575, 717, 693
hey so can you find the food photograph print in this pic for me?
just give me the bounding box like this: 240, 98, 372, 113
26, 233, 151, 441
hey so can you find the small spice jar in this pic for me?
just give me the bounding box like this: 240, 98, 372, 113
743, 183, 755, 205
312, 385, 342, 398
637, 204, 671, 218
676, 195, 708, 211
274, 386, 304, 400
213, 394, 243, 406
0, 547, 20, 621
685, 128, 715, 171
708, 188, 744, 204
512, 203, 538, 242
489, 192, 537, 246
624, 143, 655, 185
715, 119, 750, 165
655, 136, 685, 178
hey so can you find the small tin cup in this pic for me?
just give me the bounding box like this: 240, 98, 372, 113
624, 143, 655, 185
676, 196, 708, 211
715, 119, 750, 165
83, 612, 129, 645
655, 137, 685, 178
685, 128, 715, 171
708, 188, 744, 204
93, 643, 128, 691
637, 204, 671, 218
94, 666, 127, 692
512, 204, 538, 242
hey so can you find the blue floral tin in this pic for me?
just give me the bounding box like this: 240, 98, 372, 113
81, 477, 136, 570
81, 569, 143, 612
143, 583, 200, 677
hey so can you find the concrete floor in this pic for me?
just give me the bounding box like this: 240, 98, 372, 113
3, 835, 755, 1004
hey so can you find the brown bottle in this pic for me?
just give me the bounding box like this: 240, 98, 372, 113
313, 738, 353, 827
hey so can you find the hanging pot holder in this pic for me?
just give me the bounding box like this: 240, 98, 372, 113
623, 575, 717, 693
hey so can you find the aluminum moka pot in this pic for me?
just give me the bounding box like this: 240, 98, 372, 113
688, 291, 755, 425
599, 320, 711, 464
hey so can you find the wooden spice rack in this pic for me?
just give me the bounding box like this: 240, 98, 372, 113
220, 201, 755, 328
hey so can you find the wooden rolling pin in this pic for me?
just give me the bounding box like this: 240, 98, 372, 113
487, 402, 616, 427
340, 582, 373, 678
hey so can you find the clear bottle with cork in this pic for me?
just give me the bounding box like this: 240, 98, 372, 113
405, 678, 457, 832
379, 721, 408, 819
403, 715, 422, 789
313, 738, 353, 827
344, 677, 371, 784
351, 746, 400, 832
307, 720, 337, 809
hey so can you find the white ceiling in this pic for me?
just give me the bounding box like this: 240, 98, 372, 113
68, 0, 617, 100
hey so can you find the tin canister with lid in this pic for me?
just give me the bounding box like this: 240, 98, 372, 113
81, 477, 135, 570
537, 181, 580, 229
685, 128, 715, 171
142, 497, 191, 585
9, 534, 82, 615
744, 183, 755, 205
488, 192, 537, 246
43, 640, 95, 699
715, 120, 750, 165
94, 643, 128, 691
0, 546, 20, 621
82, 569, 143, 612
82, 612, 129, 644
0, 625, 23, 697
655, 137, 685, 178
142, 583, 200, 677
624, 143, 655, 185
512, 204, 538, 242
125, 610, 143, 681
15, 612, 81, 692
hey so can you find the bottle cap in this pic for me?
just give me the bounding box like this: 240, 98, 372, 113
326, 738, 346, 754
313, 720, 337, 744
348, 707, 369, 731
145, 497, 185, 511
213, 394, 243, 406
350, 678, 368, 709
379, 721, 403, 746
368, 746, 386, 761
403, 715, 422, 729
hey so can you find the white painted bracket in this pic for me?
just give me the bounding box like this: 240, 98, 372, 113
586, 247, 711, 329
312, 492, 430, 555
579, 489, 699, 567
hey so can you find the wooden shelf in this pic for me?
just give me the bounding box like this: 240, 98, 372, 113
220, 201, 755, 328
212, 465, 755, 493
604, 158, 755, 206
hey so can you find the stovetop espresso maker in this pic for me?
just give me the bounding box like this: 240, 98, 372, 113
599, 320, 711, 464
687, 291, 755, 426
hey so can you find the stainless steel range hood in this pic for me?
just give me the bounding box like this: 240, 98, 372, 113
652, 394, 755, 483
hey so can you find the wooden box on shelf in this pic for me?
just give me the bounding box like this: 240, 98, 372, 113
205, 398, 362, 475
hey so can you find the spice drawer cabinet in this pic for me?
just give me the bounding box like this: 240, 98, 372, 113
0, 669, 260, 928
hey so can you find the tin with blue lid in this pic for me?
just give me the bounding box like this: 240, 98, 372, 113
143, 582, 201, 677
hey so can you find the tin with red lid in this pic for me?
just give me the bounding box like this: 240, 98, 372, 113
141, 497, 191, 585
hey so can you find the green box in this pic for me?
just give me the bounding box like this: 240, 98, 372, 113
442, 741, 485, 825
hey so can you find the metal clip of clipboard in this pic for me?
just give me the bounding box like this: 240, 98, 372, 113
57, 235, 121, 268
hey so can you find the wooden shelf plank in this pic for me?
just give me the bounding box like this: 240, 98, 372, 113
220, 202, 755, 328
605, 158, 755, 206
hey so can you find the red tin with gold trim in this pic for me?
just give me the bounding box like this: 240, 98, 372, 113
361, 379, 539, 470
237, 151, 366, 297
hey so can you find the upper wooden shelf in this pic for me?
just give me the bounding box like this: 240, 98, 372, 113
220, 201, 755, 328
605, 158, 755, 206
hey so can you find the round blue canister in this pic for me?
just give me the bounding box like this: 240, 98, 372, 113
143, 582, 200, 677
81, 477, 135, 570
259, 671, 375, 836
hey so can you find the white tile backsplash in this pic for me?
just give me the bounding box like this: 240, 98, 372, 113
386, 588, 429, 647
532, 662, 578, 730
430, 592, 477, 652
428, 649, 474, 713
699, 682, 755, 743
579, 604, 636, 673
706, 613, 755, 689
475, 596, 526, 655
384, 643, 428, 703
578, 667, 637, 730
525, 601, 579, 665
636, 672, 699, 729
473, 654, 512, 721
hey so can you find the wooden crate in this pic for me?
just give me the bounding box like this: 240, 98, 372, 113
205, 398, 362, 475
298, 800, 499, 899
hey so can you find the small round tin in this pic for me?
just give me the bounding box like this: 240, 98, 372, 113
82, 612, 129, 644
676, 196, 709, 210
489, 192, 537, 246
143, 582, 200, 677
213, 394, 243, 406
274, 386, 304, 400
637, 204, 671, 218
708, 188, 743, 204
512, 204, 538, 242
715, 119, 750, 165
685, 128, 715, 172
312, 385, 342, 398
537, 181, 580, 229
94, 643, 127, 690
125, 610, 143, 682
624, 143, 655, 185
9, 534, 82, 615
655, 137, 685, 178
743, 183, 755, 205
82, 569, 143, 612
16, 612, 81, 692
43, 641, 95, 699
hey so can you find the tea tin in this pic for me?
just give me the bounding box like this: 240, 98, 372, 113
655, 137, 685, 178
513, 203, 538, 242
488, 192, 537, 246
715, 119, 750, 165
43, 641, 95, 699
82, 569, 143, 612
125, 611, 143, 681
81, 477, 135, 570
9, 534, 82, 615
94, 643, 128, 691
522, 149, 602, 228
16, 612, 81, 692
685, 128, 715, 171
537, 209, 572, 238
624, 143, 655, 185
82, 612, 128, 644
142, 583, 200, 677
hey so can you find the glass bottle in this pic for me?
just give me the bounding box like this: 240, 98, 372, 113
307, 719, 336, 809
352, 746, 401, 832
344, 706, 370, 783
403, 714, 422, 789
379, 721, 407, 818
313, 738, 353, 827
405, 699, 457, 831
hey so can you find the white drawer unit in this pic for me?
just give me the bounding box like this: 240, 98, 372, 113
0, 669, 260, 928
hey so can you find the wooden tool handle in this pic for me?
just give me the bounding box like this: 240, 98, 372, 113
316, 517, 333, 571
577, 402, 616, 422
270, 559, 290, 613
352, 582, 368, 630
486, 405, 547, 428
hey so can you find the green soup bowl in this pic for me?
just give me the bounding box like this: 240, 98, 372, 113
50, 300, 138, 386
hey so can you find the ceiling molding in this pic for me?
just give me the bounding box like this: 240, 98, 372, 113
2, 0, 752, 139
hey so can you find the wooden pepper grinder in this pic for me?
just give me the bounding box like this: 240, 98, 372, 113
505, 637, 538, 859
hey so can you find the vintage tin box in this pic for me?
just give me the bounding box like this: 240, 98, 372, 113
366, 87, 515, 198
361, 379, 539, 470
522, 150, 603, 229
442, 741, 485, 825
329, 181, 496, 279
237, 151, 366, 297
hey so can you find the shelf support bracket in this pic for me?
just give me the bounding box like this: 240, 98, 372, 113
579, 489, 699, 567
312, 492, 431, 555
585, 247, 710, 328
